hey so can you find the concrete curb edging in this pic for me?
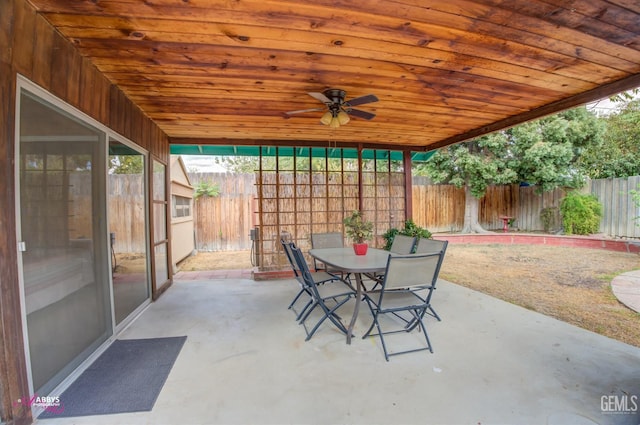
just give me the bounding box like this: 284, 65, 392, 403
433, 232, 640, 253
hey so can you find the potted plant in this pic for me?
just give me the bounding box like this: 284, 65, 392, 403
343, 210, 374, 255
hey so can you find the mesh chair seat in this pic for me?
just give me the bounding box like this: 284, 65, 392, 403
363, 289, 430, 311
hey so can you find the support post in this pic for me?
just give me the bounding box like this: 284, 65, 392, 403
404, 150, 413, 221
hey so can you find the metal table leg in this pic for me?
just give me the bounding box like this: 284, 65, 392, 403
346, 273, 363, 344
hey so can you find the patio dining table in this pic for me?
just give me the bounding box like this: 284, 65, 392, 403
308, 247, 390, 344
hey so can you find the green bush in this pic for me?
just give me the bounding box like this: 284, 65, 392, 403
194, 181, 220, 199
382, 219, 432, 251
559, 192, 602, 235
540, 207, 558, 233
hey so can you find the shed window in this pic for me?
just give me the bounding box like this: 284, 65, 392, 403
172, 195, 191, 218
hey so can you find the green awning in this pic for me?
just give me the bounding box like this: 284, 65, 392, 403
169, 145, 435, 162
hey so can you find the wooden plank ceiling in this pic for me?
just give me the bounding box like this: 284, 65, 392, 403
28, 0, 640, 152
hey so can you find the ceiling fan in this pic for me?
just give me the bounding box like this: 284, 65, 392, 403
285, 89, 379, 128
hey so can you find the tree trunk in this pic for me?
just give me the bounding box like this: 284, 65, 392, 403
460, 185, 491, 233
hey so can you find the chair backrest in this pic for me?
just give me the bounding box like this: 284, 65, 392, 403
311, 232, 344, 249
414, 238, 448, 255
310, 232, 344, 271
281, 238, 301, 278
288, 243, 318, 295
389, 234, 416, 254
382, 252, 445, 291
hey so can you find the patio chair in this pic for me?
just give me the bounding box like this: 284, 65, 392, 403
311, 232, 351, 281
413, 239, 448, 321
366, 234, 417, 289
361, 251, 446, 361
281, 238, 342, 320
389, 234, 417, 254
310, 232, 344, 270
414, 238, 448, 255
289, 243, 356, 341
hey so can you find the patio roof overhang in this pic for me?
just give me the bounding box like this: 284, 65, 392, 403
169, 145, 436, 162
26, 1, 640, 152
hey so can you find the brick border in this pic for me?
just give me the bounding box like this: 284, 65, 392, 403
433, 233, 640, 254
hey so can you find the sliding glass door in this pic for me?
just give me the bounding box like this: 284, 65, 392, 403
18, 90, 111, 395
108, 139, 150, 325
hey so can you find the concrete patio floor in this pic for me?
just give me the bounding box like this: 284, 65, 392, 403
36, 276, 640, 425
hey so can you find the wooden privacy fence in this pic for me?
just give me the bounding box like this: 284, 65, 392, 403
189, 173, 256, 251
107, 173, 640, 254
590, 176, 640, 239
411, 177, 567, 233
109, 173, 256, 253
412, 176, 640, 237
108, 174, 146, 253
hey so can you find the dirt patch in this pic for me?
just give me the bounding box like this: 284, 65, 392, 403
114, 253, 147, 273
177, 250, 254, 271
177, 244, 640, 348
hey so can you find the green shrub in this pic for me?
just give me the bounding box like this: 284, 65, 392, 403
559, 192, 602, 235
194, 181, 220, 199
382, 228, 400, 251
382, 219, 432, 251
540, 207, 558, 233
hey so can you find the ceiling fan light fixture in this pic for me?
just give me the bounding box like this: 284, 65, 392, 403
337, 110, 350, 125
320, 111, 333, 126
291, 88, 377, 127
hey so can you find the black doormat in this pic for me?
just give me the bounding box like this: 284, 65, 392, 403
39, 336, 187, 419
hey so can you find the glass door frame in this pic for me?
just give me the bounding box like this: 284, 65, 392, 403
108, 135, 152, 332
151, 158, 172, 299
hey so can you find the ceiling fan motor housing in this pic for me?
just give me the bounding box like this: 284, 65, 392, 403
324, 89, 346, 105
284, 88, 377, 123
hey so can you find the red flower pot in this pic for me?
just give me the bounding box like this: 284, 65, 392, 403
353, 243, 368, 256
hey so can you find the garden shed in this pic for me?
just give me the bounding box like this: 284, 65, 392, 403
170, 156, 195, 268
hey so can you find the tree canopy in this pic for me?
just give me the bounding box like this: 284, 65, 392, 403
579, 99, 640, 179
414, 106, 605, 232
416, 133, 517, 197
109, 155, 143, 174
416, 107, 604, 194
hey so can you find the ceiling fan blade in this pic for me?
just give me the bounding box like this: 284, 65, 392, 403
308, 92, 333, 104
285, 107, 326, 115
347, 108, 376, 120
345, 94, 379, 107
